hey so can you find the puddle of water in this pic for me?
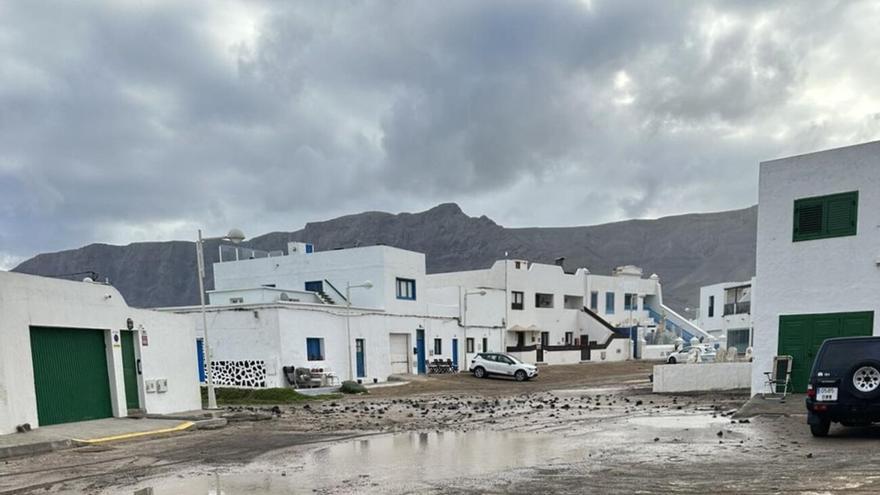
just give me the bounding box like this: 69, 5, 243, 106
132, 431, 582, 494
627, 414, 730, 429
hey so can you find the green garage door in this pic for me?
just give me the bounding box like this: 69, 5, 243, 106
30, 327, 113, 426
778, 312, 874, 392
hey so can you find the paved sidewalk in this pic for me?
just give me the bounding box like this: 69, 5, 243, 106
0, 417, 195, 460
734, 393, 806, 418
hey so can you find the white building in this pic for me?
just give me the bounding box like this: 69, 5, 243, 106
693, 279, 754, 353
172, 242, 715, 388
168, 244, 503, 387
0, 271, 201, 434
752, 141, 880, 395
427, 260, 713, 365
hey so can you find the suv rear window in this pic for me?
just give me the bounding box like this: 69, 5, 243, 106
816, 341, 880, 375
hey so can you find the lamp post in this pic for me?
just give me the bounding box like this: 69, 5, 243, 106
345, 280, 373, 381
463, 289, 487, 359
196, 228, 246, 410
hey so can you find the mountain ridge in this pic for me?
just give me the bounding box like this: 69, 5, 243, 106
12, 203, 758, 312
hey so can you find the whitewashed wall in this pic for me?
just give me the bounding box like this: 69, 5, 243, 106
0, 272, 201, 434
213, 245, 427, 313
752, 142, 880, 394
654, 363, 751, 393
177, 302, 504, 385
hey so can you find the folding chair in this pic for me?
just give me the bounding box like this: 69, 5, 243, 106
762, 355, 793, 399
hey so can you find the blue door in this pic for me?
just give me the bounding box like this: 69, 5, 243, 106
416, 329, 426, 374
452, 338, 459, 370
630, 326, 640, 359
196, 338, 206, 383
356, 339, 366, 377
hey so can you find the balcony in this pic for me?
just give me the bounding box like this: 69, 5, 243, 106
723, 301, 750, 316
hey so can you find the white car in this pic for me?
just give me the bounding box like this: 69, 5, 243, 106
666, 344, 717, 364
469, 353, 538, 381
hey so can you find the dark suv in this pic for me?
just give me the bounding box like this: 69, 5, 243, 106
806, 336, 880, 437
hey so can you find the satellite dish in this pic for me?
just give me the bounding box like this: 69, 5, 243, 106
280, 293, 290, 301
83, 277, 94, 283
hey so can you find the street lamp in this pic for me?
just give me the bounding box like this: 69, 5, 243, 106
196, 228, 246, 410
345, 280, 373, 381
463, 289, 487, 359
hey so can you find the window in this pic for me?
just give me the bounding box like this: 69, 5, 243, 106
433, 338, 442, 355
565, 332, 574, 345
624, 293, 638, 311
511, 291, 524, 310
590, 291, 598, 311
482, 337, 488, 352
229, 297, 244, 304
466, 338, 475, 353
306, 338, 325, 361
396, 278, 416, 300
564, 295, 583, 309
535, 293, 554, 308
514, 261, 524, 269
708, 295, 715, 318
793, 191, 858, 242
726, 329, 750, 354
723, 286, 751, 316
605, 292, 615, 314
540, 331, 550, 346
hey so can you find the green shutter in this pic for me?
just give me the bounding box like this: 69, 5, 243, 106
825, 192, 858, 237
30, 327, 113, 426
793, 191, 858, 242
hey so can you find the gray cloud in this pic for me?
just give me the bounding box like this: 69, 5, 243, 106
2, 0, 880, 268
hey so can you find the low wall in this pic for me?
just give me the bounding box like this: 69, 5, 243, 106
593, 338, 630, 362
652, 362, 751, 393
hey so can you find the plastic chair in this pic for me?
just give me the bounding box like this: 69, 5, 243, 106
762, 355, 793, 399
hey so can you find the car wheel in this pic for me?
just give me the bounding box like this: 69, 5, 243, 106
667, 357, 677, 364
810, 417, 831, 437
473, 366, 486, 379
847, 360, 880, 399
514, 370, 527, 382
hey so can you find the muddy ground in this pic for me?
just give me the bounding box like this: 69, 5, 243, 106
2, 361, 880, 494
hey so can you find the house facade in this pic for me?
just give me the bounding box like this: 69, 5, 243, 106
426, 260, 713, 365
168, 244, 503, 386
694, 279, 754, 353
171, 241, 716, 388
0, 271, 201, 434
752, 141, 880, 394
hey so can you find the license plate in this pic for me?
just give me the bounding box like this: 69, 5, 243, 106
817, 387, 838, 401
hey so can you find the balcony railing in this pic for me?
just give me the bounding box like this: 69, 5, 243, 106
723, 301, 751, 316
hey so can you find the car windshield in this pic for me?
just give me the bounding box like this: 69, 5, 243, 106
816, 340, 880, 374
503, 354, 522, 364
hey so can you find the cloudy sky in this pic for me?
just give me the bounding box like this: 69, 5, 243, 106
2, 0, 880, 269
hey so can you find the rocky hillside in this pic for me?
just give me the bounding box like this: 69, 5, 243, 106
12, 203, 757, 311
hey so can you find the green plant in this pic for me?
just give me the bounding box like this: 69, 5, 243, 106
201, 386, 339, 405
339, 380, 368, 394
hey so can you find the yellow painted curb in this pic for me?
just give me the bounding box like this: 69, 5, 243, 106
72, 421, 195, 444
